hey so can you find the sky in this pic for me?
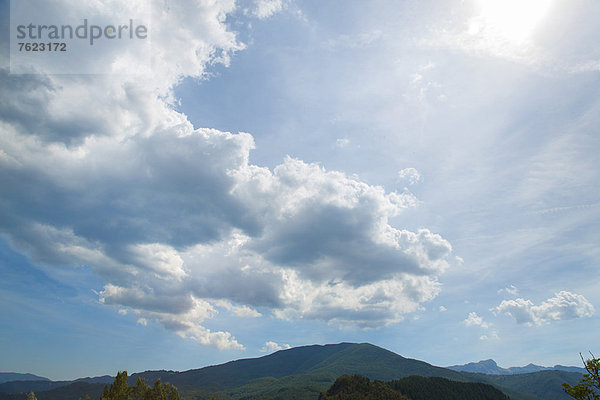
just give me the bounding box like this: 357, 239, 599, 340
0, 0, 599, 381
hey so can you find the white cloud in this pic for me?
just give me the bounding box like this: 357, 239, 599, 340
495, 291, 595, 326
0, 0, 456, 350
260, 341, 291, 353
0, 0, 247, 351
439, 306, 447, 312
1, 118, 454, 337
101, 288, 245, 350
129, 243, 186, 280
398, 168, 423, 186
214, 300, 262, 318
274, 270, 443, 328
464, 312, 489, 329
182, 325, 244, 350
252, 0, 283, 19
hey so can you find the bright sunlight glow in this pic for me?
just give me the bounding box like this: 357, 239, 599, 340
470, 0, 555, 44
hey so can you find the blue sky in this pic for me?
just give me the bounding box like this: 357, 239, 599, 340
0, 0, 599, 380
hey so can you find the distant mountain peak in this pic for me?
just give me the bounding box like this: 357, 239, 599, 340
0, 372, 50, 384
447, 359, 586, 375
447, 359, 506, 375
480, 359, 499, 366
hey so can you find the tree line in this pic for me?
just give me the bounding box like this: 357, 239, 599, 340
24, 371, 181, 400
100, 371, 180, 400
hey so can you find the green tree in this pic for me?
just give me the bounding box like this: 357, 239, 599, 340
563, 353, 600, 400
102, 371, 131, 400
26, 392, 37, 400
131, 377, 152, 400
100, 372, 181, 400
152, 378, 165, 400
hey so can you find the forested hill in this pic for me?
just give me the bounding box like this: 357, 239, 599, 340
129, 342, 467, 392
319, 374, 510, 400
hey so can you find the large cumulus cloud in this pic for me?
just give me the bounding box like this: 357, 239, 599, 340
0, 0, 453, 349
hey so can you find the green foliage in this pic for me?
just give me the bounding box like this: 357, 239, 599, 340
131, 378, 151, 400
26, 392, 36, 400
388, 375, 510, 400
318, 374, 510, 400
563, 354, 600, 400
101, 372, 181, 400
318, 375, 408, 400
102, 371, 130, 400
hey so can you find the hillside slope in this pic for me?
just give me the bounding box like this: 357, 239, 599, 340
131, 342, 357, 391
307, 343, 467, 381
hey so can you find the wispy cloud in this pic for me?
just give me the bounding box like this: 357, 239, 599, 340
498, 285, 519, 296
323, 30, 384, 50
336, 138, 350, 148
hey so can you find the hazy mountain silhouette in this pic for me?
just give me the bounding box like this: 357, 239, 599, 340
448, 359, 586, 375
0, 373, 49, 384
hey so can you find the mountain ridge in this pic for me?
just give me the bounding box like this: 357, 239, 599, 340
0, 376, 114, 394
448, 359, 586, 375
0, 343, 584, 400
0, 373, 50, 384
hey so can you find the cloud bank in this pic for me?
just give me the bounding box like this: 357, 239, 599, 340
0, 0, 454, 350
